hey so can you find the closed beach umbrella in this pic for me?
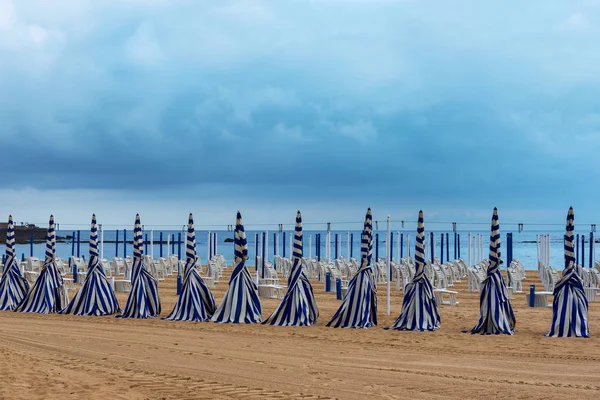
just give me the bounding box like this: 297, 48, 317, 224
327, 208, 377, 328
0, 215, 30, 310
59, 214, 120, 316
546, 207, 589, 337
117, 214, 161, 318
212, 211, 262, 323
16, 215, 67, 314
389, 210, 440, 331
467, 208, 515, 334
263, 211, 318, 326
163, 213, 216, 322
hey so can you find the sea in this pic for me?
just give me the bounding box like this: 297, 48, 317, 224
1, 228, 596, 271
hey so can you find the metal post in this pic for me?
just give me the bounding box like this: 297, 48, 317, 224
159, 231, 163, 257
283, 232, 286, 258
591, 232, 595, 268
350, 233, 354, 258
400, 233, 404, 258
150, 230, 154, 258
29, 233, 33, 257
207, 231, 211, 261
335, 233, 339, 259
457, 233, 461, 259
375, 233, 379, 262
430, 232, 434, 262
254, 233, 259, 285
576, 234, 580, 266
440, 233, 444, 264
123, 229, 127, 257
308, 234, 312, 259
145, 233, 149, 254
71, 231, 75, 256
582, 235, 585, 269
273, 232, 277, 257
261, 231, 266, 278
446, 233, 449, 262
115, 229, 119, 258
346, 231, 350, 260
77, 230, 81, 258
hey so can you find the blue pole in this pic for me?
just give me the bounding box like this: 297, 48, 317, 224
73, 264, 78, 284
457, 234, 461, 259
261, 232, 266, 278
171, 235, 175, 255
590, 232, 594, 268
77, 230, 81, 257
123, 229, 127, 257
317, 234, 321, 262
430, 232, 434, 262
283, 232, 286, 258
375, 233, 379, 262
71, 231, 75, 256
273, 232, 277, 257
454, 232, 457, 260
254, 233, 259, 275
145, 233, 149, 254
576, 234, 580, 266
400, 233, 404, 258
529, 285, 536, 307
350, 233, 354, 258
582, 235, 585, 270
115, 229, 119, 258
29, 233, 33, 257
390, 232, 394, 261
159, 231, 163, 257
21, 253, 25, 262
335, 233, 338, 259
335, 278, 342, 300
325, 271, 331, 292
446, 233, 449, 262
440, 233, 444, 264
508, 232, 513, 266
177, 233, 182, 260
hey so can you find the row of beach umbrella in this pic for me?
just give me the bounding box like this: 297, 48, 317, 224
0, 208, 589, 337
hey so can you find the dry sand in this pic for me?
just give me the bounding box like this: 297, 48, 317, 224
0, 267, 599, 400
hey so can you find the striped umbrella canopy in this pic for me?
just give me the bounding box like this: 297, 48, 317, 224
389, 210, 440, 331
467, 208, 515, 334
117, 214, 161, 318
164, 213, 216, 321
547, 207, 589, 337
16, 215, 66, 314
0, 215, 30, 310
263, 211, 319, 326
327, 208, 377, 328
212, 211, 262, 323
60, 214, 120, 316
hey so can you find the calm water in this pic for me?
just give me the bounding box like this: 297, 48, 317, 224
2, 229, 597, 271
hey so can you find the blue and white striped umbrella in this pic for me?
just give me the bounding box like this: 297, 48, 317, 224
263, 211, 319, 326
327, 208, 377, 328
164, 213, 216, 322
389, 210, 440, 331
59, 214, 120, 316
117, 214, 161, 319
468, 208, 515, 334
16, 215, 66, 314
547, 207, 589, 337
0, 215, 30, 310
212, 211, 262, 324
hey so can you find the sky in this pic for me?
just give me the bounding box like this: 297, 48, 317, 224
0, 0, 599, 231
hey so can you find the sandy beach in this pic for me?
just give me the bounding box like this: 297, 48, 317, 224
0, 269, 598, 400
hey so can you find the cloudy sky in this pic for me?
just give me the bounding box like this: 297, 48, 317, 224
1, 0, 599, 230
